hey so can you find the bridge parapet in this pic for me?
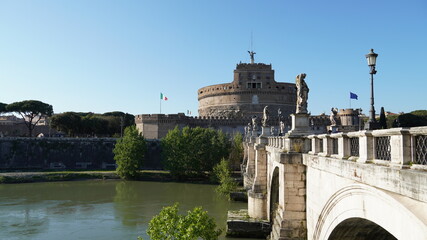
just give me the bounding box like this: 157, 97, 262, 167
305, 126, 427, 170
242, 126, 427, 239
302, 127, 427, 240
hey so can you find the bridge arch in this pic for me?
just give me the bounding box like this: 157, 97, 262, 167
328, 217, 396, 240
269, 166, 280, 222
313, 184, 427, 240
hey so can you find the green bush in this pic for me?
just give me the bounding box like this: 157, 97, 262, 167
213, 158, 238, 198
141, 203, 222, 240
113, 126, 146, 179
161, 126, 230, 178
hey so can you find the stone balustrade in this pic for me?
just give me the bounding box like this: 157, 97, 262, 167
242, 126, 427, 240
263, 126, 427, 170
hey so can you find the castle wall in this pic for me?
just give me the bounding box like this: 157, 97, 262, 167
0, 138, 162, 170
136, 113, 252, 139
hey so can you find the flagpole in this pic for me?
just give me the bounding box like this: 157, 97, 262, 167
160, 95, 162, 114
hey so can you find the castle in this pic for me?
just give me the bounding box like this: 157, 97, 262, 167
135, 53, 360, 139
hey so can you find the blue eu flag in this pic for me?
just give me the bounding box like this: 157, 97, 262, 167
350, 92, 358, 100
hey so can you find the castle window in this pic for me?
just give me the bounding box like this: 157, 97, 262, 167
252, 95, 259, 104
247, 82, 262, 89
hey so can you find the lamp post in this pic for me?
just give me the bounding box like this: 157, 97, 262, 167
365, 49, 379, 130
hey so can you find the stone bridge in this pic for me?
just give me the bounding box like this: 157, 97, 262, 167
242, 126, 427, 240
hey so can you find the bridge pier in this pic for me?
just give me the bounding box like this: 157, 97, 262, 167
248, 136, 268, 220
268, 152, 307, 240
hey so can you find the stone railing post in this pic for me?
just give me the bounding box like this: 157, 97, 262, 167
332, 133, 350, 159
308, 135, 320, 154
389, 128, 411, 166
358, 131, 374, 163
280, 136, 285, 149
318, 134, 331, 157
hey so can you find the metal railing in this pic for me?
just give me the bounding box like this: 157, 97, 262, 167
415, 135, 427, 165
332, 138, 338, 155
375, 136, 391, 161
350, 137, 359, 157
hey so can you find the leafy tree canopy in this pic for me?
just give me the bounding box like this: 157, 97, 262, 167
0, 102, 7, 113
213, 158, 238, 198
161, 126, 230, 178
387, 110, 427, 128
143, 203, 222, 240
51, 112, 82, 136
113, 125, 146, 179
5, 100, 53, 137
6, 100, 53, 117
228, 132, 243, 170
51, 111, 135, 137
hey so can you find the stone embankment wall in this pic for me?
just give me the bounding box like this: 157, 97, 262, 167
0, 138, 162, 170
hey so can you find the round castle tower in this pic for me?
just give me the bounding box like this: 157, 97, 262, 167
197, 54, 296, 119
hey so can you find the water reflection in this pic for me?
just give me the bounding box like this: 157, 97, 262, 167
0, 181, 253, 240
114, 181, 145, 227
1, 207, 49, 239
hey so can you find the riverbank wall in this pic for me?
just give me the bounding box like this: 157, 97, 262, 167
0, 137, 162, 170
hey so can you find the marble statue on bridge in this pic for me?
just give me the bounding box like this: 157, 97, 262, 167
262, 106, 270, 127
296, 73, 309, 114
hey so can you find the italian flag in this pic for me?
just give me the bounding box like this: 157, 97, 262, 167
160, 93, 168, 101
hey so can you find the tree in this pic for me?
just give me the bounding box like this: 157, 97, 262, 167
161, 126, 230, 178
113, 125, 146, 179
228, 132, 243, 170
103, 111, 135, 127
51, 112, 82, 136
6, 100, 53, 137
392, 113, 427, 128
213, 158, 238, 198
0, 102, 7, 114
379, 107, 387, 129
143, 203, 222, 240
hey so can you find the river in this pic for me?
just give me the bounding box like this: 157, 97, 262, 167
0, 180, 258, 240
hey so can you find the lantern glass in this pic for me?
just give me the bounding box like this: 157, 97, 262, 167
365, 49, 378, 66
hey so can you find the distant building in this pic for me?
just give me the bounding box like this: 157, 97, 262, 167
24, 115, 49, 126
0, 115, 21, 125
135, 53, 359, 139
197, 62, 296, 118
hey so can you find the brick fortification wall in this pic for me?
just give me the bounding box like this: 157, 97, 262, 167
136, 113, 253, 139
135, 113, 332, 139
0, 138, 162, 170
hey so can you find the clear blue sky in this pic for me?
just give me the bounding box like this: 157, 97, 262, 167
1, 0, 426, 116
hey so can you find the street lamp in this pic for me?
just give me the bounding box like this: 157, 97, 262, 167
365, 49, 379, 130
